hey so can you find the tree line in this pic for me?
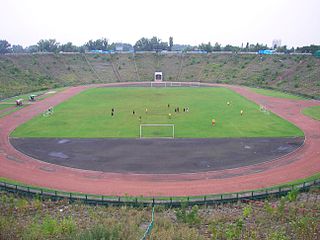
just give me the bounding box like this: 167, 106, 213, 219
0, 37, 319, 54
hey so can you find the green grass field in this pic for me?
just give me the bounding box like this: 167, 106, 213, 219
0, 104, 13, 111
302, 106, 320, 120
12, 87, 303, 138
250, 88, 305, 100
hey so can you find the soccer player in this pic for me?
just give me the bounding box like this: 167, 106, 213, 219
168, 104, 170, 108
168, 113, 172, 119
133, 110, 135, 115
145, 108, 148, 114
139, 116, 142, 121
227, 101, 230, 106
240, 110, 243, 116
212, 119, 216, 126
111, 112, 114, 117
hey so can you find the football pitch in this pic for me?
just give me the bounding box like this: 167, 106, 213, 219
11, 87, 303, 138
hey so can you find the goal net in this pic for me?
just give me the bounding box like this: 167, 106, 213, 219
140, 124, 175, 139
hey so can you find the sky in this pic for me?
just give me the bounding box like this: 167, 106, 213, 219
1, 0, 319, 48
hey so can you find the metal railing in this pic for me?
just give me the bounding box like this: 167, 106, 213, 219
0, 178, 319, 207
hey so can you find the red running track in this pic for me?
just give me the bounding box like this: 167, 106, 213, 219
0, 83, 319, 197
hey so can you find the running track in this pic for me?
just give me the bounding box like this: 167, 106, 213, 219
0, 82, 319, 197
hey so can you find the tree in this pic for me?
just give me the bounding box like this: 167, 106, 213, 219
25, 45, 38, 53
134, 37, 151, 51
199, 42, 213, 52
121, 43, 133, 51
224, 44, 240, 52
134, 37, 168, 52
245, 42, 249, 52
37, 39, 60, 52
213, 42, 221, 52
85, 38, 109, 51
252, 43, 268, 51
296, 45, 320, 54
60, 42, 78, 52
12, 45, 25, 53
150, 36, 162, 52
0, 40, 11, 54
276, 45, 287, 53
169, 37, 173, 51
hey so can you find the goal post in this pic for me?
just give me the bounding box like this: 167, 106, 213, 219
140, 124, 175, 139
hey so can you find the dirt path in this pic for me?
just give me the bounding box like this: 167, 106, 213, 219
0, 82, 319, 197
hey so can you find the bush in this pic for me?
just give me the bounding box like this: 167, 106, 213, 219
23, 215, 77, 239
176, 204, 201, 225
268, 229, 289, 240
76, 224, 120, 240
242, 205, 252, 218
286, 189, 299, 202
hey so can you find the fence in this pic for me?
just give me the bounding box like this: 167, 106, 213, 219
140, 207, 154, 240
0, 178, 319, 207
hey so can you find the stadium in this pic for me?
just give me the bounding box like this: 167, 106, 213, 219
1, 51, 320, 239
1, 52, 319, 197
2, 0, 320, 236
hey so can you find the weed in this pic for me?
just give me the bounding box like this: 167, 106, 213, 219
290, 215, 319, 239
176, 204, 201, 225
242, 205, 252, 218
264, 200, 275, 215
41, 215, 59, 236
75, 224, 120, 239
16, 198, 29, 212
59, 216, 77, 235
267, 229, 289, 240
286, 188, 299, 202
277, 196, 286, 219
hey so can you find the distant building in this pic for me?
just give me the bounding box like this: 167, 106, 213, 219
187, 50, 207, 54
115, 45, 123, 52
258, 50, 274, 55
88, 50, 114, 54
114, 43, 133, 52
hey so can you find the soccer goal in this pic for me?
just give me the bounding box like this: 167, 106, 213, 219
140, 124, 175, 139
170, 82, 182, 87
